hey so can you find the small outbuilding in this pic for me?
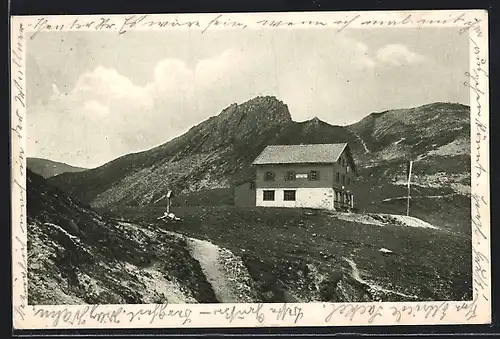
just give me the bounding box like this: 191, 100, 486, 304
234, 180, 256, 207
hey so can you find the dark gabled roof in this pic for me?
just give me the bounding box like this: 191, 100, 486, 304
252, 143, 349, 165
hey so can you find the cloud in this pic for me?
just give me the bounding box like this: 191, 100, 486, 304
74, 66, 153, 108
29, 50, 259, 167
28, 35, 442, 168
149, 59, 194, 95
82, 100, 110, 118
349, 41, 376, 69
375, 44, 427, 66
194, 49, 243, 86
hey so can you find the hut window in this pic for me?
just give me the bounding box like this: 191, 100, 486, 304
263, 190, 275, 201
284, 190, 296, 201
264, 171, 275, 181
309, 171, 319, 181
285, 171, 296, 181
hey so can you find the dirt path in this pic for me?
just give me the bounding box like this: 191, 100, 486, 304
123, 225, 256, 303
185, 236, 258, 303
351, 131, 370, 154
186, 238, 238, 303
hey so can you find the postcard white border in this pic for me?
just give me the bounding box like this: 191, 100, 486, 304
11, 9, 491, 329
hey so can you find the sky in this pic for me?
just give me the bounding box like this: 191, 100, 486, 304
26, 27, 469, 168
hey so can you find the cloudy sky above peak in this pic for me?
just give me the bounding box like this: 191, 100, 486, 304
27, 27, 469, 168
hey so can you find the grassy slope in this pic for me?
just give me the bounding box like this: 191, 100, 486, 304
168, 188, 234, 207
365, 195, 472, 235
27, 157, 87, 178
31, 168, 472, 304
107, 205, 472, 302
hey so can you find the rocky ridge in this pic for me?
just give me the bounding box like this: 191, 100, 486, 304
27, 157, 88, 178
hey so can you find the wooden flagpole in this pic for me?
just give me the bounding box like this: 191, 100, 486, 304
406, 160, 413, 216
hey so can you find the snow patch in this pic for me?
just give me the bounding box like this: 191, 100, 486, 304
334, 212, 385, 227
381, 194, 457, 202
394, 137, 405, 145
331, 212, 439, 230
379, 248, 394, 254
44, 223, 79, 240
387, 214, 439, 229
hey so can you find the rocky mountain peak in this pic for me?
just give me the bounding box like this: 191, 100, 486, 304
218, 95, 292, 126
209, 95, 293, 150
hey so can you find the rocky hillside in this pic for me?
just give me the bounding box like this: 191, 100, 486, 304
347, 102, 470, 163
48, 97, 471, 231
49, 96, 293, 208
27, 169, 471, 304
345, 102, 471, 232
27, 169, 220, 304
27, 157, 87, 178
